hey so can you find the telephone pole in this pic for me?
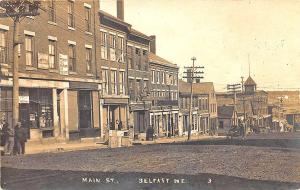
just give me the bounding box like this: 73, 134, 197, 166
0, 1, 41, 128
227, 83, 241, 126
183, 57, 204, 141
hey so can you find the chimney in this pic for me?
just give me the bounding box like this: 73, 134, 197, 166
117, 0, 124, 20
149, 35, 156, 54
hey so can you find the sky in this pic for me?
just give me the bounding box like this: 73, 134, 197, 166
100, 0, 300, 92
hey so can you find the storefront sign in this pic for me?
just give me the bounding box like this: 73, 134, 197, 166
59, 54, 68, 75
19, 90, 29, 104
30, 114, 35, 121
38, 53, 49, 69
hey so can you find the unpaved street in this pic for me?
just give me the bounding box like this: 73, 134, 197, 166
1, 132, 300, 190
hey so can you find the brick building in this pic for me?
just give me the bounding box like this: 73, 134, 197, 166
99, 1, 152, 141
148, 40, 179, 138
0, 0, 102, 142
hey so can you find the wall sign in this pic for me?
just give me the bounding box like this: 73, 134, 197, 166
59, 54, 68, 75
19, 90, 29, 104
38, 53, 49, 69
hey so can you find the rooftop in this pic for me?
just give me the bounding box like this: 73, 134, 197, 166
244, 76, 257, 86
179, 80, 215, 94
149, 52, 179, 69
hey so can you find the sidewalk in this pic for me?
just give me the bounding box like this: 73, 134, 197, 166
25, 141, 108, 155
23, 135, 224, 155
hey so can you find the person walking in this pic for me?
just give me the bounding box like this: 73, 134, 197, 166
15, 122, 27, 155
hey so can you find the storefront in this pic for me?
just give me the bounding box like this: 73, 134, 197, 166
0, 87, 12, 128
150, 110, 179, 138
101, 97, 129, 138
19, 88, 54, 138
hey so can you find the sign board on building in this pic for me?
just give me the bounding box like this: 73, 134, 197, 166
59, 54, 68, 75
38, 53, 49, 69
19, 90, 29, 104
29, 114, 35, 121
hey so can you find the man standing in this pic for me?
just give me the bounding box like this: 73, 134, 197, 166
15, 122, 27, 155
5, 122, 15, 155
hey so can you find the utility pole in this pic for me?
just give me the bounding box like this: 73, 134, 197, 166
227, 83, 241, 126
0, 1, 40, 128
183, 57, 204, 141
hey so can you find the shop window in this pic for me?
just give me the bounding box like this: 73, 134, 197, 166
78, 91, 92, 128
0, 30, 7, 64
23, 89, 53, 129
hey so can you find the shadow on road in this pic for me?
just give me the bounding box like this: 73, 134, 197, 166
166, 138, 300, 149
1, 167, 300, 190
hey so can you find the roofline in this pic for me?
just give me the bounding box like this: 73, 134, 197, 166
149, 59, 179, 69
99, 10, 131, 28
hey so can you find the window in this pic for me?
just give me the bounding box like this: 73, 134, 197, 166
68, 44, 76, 72
48, 40, 56, 69
116, 36, 124, 62
151, 70, 155, 83
142, 50, 148, 70
162, 72, 165, 84
111, 70, 117, 94
86, 48, 92, 73
100, 31, 107, 59
109, 34, 116, 61
85, 7, 91, 32
68, 0, 75, 28
127, 45, 133, 69
102, 69, 108, 94
0, 30, 7, 64
119, 71, 125, 95
156, 71, 160, 84
25, 35, 34, 66
135, 48, 141, 69
135, 48, 140, 55
48, 0, 56, 22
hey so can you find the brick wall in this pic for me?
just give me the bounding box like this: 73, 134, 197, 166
0, 0, 101, 81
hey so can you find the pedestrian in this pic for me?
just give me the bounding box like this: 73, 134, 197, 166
4, 123, 15, 156
118, 121, 123, 130
1, 120, 9, 154
15, 122, 27, 155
